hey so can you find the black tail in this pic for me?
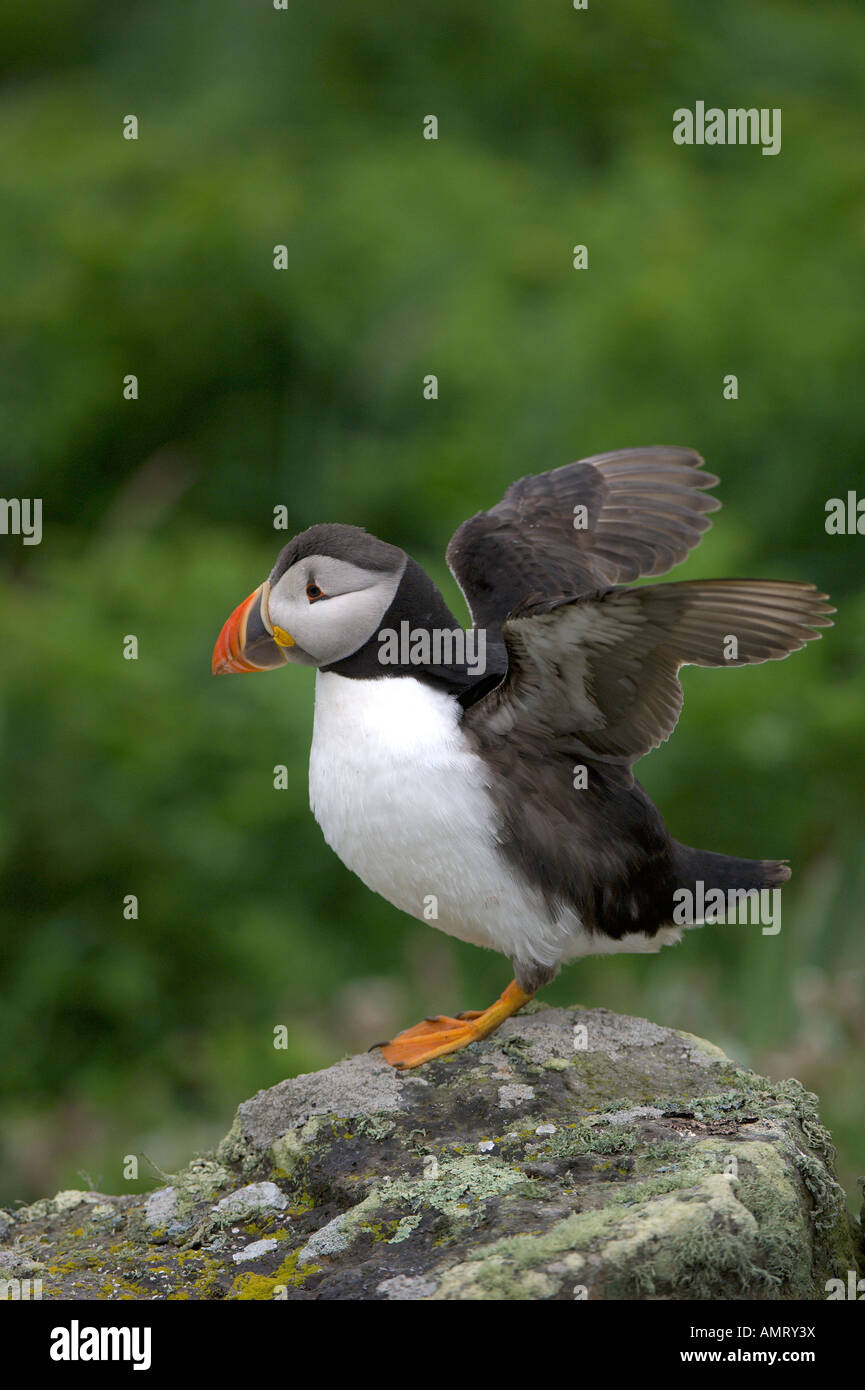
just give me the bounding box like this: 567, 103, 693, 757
672, 841, 791, 895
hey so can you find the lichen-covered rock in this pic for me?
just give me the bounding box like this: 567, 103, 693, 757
0, 1006, 857, 1300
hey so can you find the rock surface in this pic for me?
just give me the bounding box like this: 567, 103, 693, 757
1, 1005, 859, 1300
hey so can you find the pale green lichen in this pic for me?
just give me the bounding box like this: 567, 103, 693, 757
545, 1122, 640, 1157
388, 1215, 422, 1244
429, 1129, 834, 1303
351, 1115, 397, 1142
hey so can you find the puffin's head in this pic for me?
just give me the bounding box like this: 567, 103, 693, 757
212, 524, 407, 674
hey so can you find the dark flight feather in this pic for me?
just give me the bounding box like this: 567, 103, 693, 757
467, 579, 834, 767
446, 446, 720, 641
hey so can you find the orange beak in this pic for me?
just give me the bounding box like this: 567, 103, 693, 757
212, 581, 293, 675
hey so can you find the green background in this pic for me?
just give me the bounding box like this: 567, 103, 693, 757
1, 1, 863, 1215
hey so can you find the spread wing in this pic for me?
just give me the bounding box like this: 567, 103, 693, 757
463, 580, 833, 767
446, 447, 720, 639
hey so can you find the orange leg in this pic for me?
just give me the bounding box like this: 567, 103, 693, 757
379, 980, 534, 1069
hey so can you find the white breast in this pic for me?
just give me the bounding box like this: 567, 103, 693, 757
308, 672, 576, 969
307, 671, 684, 973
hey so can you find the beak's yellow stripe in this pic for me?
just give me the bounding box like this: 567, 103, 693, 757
272, 625, 295, 648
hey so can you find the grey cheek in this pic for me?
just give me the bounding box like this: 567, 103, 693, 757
284, 645, 319, 667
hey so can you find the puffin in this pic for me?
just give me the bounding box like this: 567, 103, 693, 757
212, 447, 832, 1068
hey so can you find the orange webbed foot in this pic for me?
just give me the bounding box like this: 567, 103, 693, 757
378, 981, 534, 1069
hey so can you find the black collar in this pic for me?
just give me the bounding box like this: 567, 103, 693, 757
321, 556, 506, 700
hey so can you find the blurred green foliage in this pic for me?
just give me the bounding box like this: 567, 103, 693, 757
0, 1, 863, 1209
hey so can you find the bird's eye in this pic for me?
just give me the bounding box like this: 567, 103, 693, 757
306, 582, 324, 602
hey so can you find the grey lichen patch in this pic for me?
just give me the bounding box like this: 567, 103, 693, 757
269, 1115, 328, 1179
434, 1255, 559, 1301
143, 1188, 178, 1230
173, 1158, 232, 1205
297, 1194, 381, 1265
792, 1148, 848, 1235
215, 1115, 250, 1172
232, 1238, 279, 1264
388, 1214, 421, 1243
351, 1115, 397, 1142
129, 1157, 235, 1246
538, 1118, 640, 1160
0, 1249, 47, 1278
498, 1084, 536, 1109
376, 1274, 439, 1299
772, 1078, 837, 1162
13, 1189, 107, 1224
606, 1106, 664, 1126
213, 1182, 289, 1224
394, 1154, 528, 1220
